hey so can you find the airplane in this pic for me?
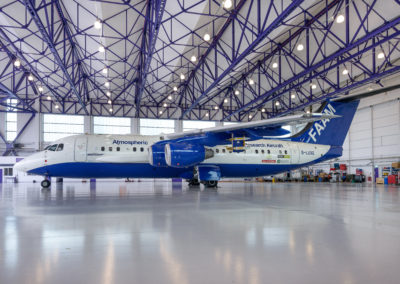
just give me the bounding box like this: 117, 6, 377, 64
14, 97, 360, 189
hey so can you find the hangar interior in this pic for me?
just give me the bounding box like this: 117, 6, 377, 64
0, 0, 400, 283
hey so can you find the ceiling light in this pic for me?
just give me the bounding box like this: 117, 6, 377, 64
47, 96, 51, 100
94, 19, 102, 30
291, 93, 296, 99
168, 95, 172, 100
14, 59, 21, 67
275, 101, 280, 106
272, 62, 278, 68
163, 103, 167, 107
297, 43, 304, 51
109, 108, 113, 112
223, 0, 232, 9
377, 52, 385, 59
38, 86, 44, 92
108, 100, 112, 104
224, 98, 228, 103
336, 14, 345, 24
311, 83, 317, 89
180, 73, 185, 80
98, 45, 105, 53
205, 113, 209, 117
28, 74, 34, 81
249, 115, 252, 119
342, 69, 349, 75
234, 89, 240, 95
214, 106, 219, 110
203, 33, 211, 41
368, 87, 374, 91
191, 55, 197, 62
173, 86, 178, 91
159, 110, 163, 114
102, 67, 108, 74
306, 110, 310, 114
106, 91, 111, 97
55, 105, 59, 109
261, 108, 265, 113
249, 78, 254, 85
105, 81, 110, 88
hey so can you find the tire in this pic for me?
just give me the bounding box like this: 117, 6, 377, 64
188, 179, 200, 186
41, 179, 51, 188
204, 180, 218, 188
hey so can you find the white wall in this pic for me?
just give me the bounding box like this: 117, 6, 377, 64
309, 91, 400, 177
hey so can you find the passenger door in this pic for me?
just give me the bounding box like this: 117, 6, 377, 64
74, 137, 87, 162
290, 143, 300, 164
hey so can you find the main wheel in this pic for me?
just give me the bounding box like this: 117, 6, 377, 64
41, 179, 51, 188
188, 179, 200, 186
204, 180, 218, 188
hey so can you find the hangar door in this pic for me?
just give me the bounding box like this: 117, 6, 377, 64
74, 137, 87, 162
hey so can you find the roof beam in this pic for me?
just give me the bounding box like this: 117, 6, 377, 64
133, 0, 166, 117
180, 0, 305, 118
23, 0, 89, 115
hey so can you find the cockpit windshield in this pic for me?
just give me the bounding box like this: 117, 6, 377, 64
45, 144, 63, 151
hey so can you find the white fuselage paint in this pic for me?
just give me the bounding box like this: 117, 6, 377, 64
14, 134, 331, 175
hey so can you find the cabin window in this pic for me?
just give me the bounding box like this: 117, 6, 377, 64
116, 147, 120, 152
261, 149, 265, 154
216, 149, 219, 153
284, 150, 287, 154
267, 150, 270, 154
255, 149, 259, 154
222, 149, 226, 153
109, 147, 112, 151
101, 146, 105, 151
56, 144, 64, 151
140, 147, 144, 152
133, 147, 136, 152
48, 144, 58, 151
279, 150, 282, 154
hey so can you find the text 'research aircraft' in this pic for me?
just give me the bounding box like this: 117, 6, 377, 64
14, 97, 360, 188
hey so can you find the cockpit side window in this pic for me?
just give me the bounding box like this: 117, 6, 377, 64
56, 144, 64, 151
48, 144, 58, 151
44, 145, 51, 150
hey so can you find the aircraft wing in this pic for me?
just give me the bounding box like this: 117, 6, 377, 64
160, 113, 340, 146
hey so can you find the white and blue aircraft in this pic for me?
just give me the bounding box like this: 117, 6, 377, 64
14, 99, 359, 188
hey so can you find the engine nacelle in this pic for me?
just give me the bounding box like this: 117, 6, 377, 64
165, 143, 213, 168
148, 144, 168, 167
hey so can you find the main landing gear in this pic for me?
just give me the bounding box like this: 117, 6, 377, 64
41, 178, 51, 188
203, 180, 218, 188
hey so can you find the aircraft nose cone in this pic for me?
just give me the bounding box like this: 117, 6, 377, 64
13, 159, 25, 172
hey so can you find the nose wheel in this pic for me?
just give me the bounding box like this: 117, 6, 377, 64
204, 180, 218, 188
41, 179, 51, 188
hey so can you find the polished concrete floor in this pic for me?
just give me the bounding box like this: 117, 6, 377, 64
0, 180, 399, 284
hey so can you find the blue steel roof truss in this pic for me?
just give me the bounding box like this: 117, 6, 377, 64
0, 0, 399, 121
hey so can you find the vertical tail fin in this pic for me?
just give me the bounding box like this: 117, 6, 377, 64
290, 100, 359, 146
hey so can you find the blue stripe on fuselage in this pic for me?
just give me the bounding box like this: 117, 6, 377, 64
28, 146, 342, 179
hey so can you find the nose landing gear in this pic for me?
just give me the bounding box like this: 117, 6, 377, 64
41, 179, 51, 188
203, 180, 218, 188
